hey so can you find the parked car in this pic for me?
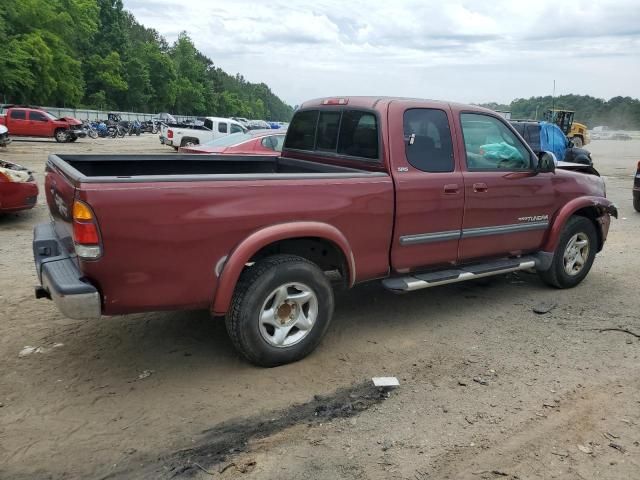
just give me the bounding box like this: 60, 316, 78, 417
33, 96, 617, 367
162, 117, 247, 150
0, 124, 10, 146
246, 120, 272, 130
510, 120, 593, 165
0, 105, 85, 142
634, 161, 640, 212
179, 129, 286, 154
0, 160, 38, 213
0, 105, 87, 142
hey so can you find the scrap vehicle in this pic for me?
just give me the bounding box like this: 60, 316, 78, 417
543, 109, 590, 147
0, 105, 85, 143
161, 117, 247, 150
179, 129, 286, 154
0, 124, 10, 146
33, 97, 617, 367
510, 120, 593, 165
0, 160, 38, 213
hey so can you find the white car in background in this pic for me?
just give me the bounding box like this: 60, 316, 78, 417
162, 117, 247, 150
0, 124, 10, 146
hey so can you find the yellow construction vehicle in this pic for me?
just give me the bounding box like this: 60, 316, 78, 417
543, 109, 590, 147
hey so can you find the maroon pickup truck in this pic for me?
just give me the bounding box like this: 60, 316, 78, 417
33, 97, 617, 366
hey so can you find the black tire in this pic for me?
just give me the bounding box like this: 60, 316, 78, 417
634, 193, 640, 213
68, 135, 78, 143
225, 254, 334, 367
181, 137, 198, 147
54, 129, 68, 143
538, 216, 597, 289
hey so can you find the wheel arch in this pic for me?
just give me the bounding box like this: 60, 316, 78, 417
212, 222, 355, 315
543, 197, 616, 253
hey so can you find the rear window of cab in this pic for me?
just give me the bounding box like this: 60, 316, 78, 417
284, 109, 379, 160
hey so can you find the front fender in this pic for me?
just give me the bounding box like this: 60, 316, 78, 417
542, 196, 617, 253
212, 222, 355, 315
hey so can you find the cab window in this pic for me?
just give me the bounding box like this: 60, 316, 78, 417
218, 122, 228, 133
230, 123, 244, 134
403, 108, 454, 172
461, 113, 531, 170
30, 111, 48, 122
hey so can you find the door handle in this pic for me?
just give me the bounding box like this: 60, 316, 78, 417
473, 182, 488, 193
443, 184, 459, 194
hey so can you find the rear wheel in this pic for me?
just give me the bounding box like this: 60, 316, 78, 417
225, 254, 334, 367
634, 193, 640, 213
54, 129, 68, 143
538, 216, 597, 288
68, 135, 78, 142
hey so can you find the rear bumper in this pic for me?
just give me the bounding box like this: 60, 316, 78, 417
33, 222, 101, 320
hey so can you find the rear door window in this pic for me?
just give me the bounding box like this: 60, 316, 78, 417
403, 109, 454, 172
218, 122, 228, 133
10, 110, 26, 120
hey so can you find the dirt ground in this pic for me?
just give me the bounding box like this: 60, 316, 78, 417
0, 135, 638, 480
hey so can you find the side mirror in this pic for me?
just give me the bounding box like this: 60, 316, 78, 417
537, 151, 557, 173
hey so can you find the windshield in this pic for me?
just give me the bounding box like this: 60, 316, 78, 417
203, 132, 253, 147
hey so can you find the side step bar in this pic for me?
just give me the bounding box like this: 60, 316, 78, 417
382, 256, 537, 292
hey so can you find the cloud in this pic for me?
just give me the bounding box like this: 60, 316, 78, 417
123, 0, 640, 105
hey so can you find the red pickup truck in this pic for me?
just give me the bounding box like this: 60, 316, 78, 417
33, 97, 617, 366
0, 106, 85, 142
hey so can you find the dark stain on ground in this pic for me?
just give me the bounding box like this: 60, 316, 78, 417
102, 381, 389, 479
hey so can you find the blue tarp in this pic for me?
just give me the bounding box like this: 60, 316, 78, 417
539, 121, 569, 161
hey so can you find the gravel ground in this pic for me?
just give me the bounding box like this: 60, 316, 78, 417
0, 136, 638, 479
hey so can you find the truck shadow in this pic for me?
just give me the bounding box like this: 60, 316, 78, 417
39, 271, 548, 383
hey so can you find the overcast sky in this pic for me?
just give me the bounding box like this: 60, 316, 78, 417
124, 0, 640, 107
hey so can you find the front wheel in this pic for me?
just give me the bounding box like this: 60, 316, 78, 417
538, 216, 597, 288
225, 255, 334, 367
54, 129, 68, 143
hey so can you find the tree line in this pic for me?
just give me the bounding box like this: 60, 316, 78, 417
481, 94, 640, 130
0, 0, 293, 121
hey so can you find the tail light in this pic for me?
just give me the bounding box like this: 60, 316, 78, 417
167, 129, 173, 139
72, 200, 102, 259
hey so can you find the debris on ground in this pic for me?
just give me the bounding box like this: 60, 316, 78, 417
137, 370, 154, 380
598, 328, 640, 339
609, 442, 626, 453
577, 444, 593, 454
372, 377, 399, 389
473, 376, 489, 385
18, 346, 41, 357
533, 302, 556, 314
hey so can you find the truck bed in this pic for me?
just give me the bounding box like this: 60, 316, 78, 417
49, 154, 382, 183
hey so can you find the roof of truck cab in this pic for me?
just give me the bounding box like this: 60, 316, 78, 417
299, 96, 495, 114
202, 116, 244, 124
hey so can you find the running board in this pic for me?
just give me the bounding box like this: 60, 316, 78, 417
382, 256, 537, 292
